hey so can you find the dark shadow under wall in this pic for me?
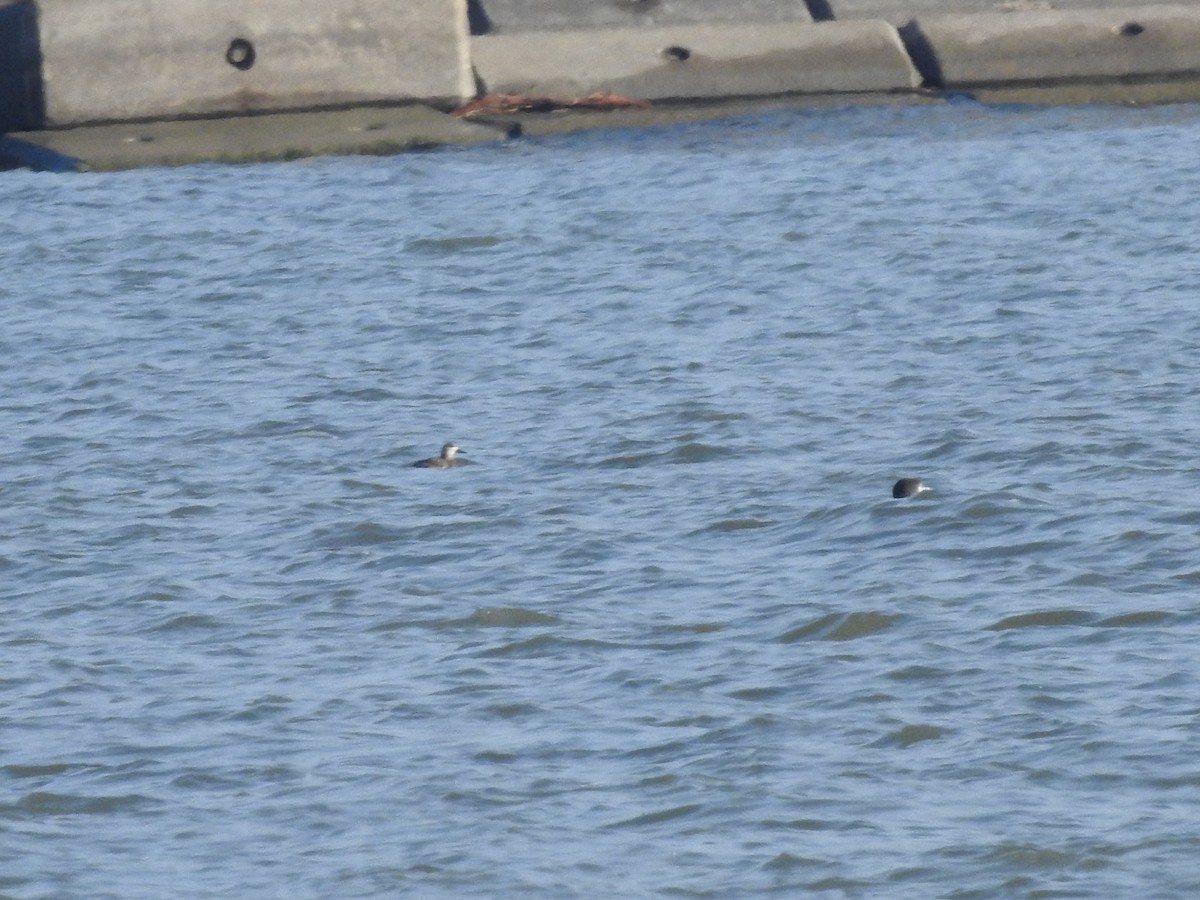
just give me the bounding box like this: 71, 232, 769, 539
467, 0, 492, 35
0, 0, 45, 132
896, 19, 945, 89
803, 0, 835, 22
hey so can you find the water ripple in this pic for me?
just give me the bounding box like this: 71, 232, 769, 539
6, 101, 1200, 897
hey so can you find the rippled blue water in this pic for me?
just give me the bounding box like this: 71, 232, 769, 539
5, 100, 1200, 898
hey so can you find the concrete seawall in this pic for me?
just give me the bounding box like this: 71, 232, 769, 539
4, 0, 1200, 170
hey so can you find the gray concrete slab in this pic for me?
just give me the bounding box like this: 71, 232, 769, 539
469, 0, 810, 33
1, 105, 508, 171
471, 20, 920, 101
36, 0, 472, 126
828, 0, 1185, 23
910, 4, 1200, 88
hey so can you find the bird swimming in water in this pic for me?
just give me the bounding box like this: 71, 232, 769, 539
892, 477, 930, 499
412, 442, 466, 469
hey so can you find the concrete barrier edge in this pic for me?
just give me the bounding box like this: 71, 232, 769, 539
905, 5, 1200, 90
470, 20, 921, 100
8, 4, 1200, 170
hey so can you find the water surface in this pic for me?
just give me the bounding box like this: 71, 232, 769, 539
4, 101, 1200, 897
